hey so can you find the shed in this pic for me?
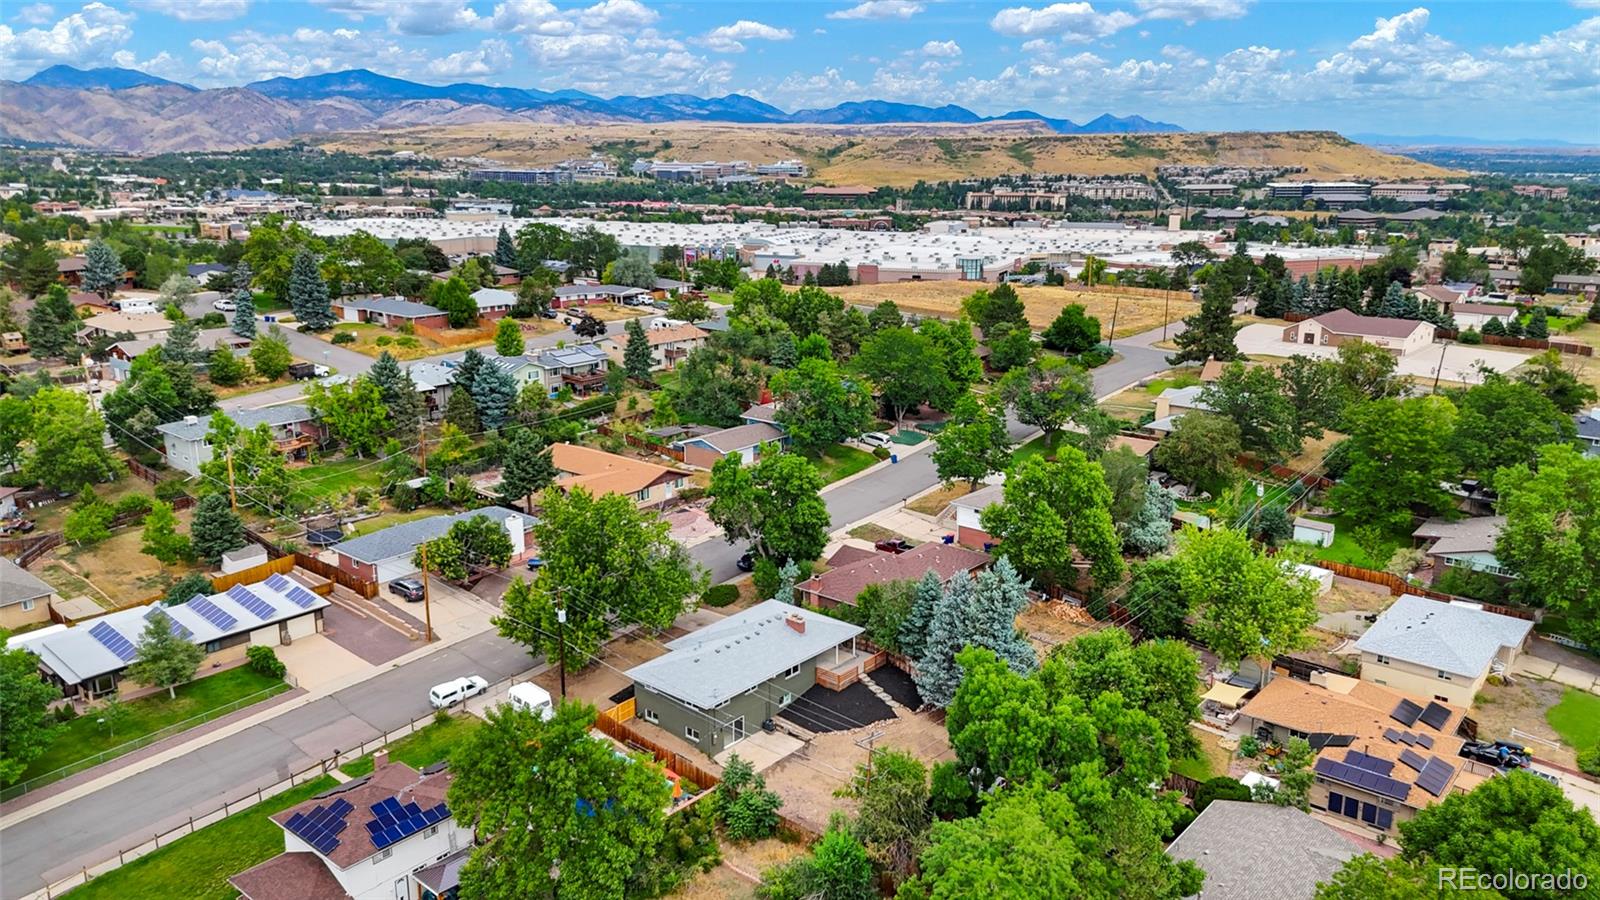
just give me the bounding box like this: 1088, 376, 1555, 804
1292, 516, 1335, 548
221, 545, 270, 575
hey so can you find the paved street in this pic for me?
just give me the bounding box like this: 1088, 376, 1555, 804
0, 632, 533, 899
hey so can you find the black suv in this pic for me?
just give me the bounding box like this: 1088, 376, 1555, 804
389, 577, 425, 603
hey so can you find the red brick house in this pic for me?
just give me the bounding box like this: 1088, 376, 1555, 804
332, 297, 450, 330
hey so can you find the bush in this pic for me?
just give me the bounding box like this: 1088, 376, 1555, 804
1434, 566, 1508, 603
929, 760, 976, 819
54, 703, 79, 722
872, 446, 891, 460
397, 336, 422, 349
375, 335, 393, 346
392, 482, 419, 512
398, 320, 415, 336
752, 558, 781, 599
331, 331, 356, 345
112, 494, 153, 518
1077, 344, 1113, 368
246, 645, 287, 679
1238, 735, 1261, 758
1193, 776, 1252, 814
1458, 327, 1483, 345
703, 584, 740, 607
716, 754, 783, 841
154, 479, 189, 502
164, 571, 216, 606
1578, 746, 1600, 778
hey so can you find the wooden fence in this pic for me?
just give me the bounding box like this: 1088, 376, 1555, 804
591, 712, 722, 794
1163, 772, 1202, 801
293, 552, 379, 599
595, 424, 687, 462
125, 458, 163, 485
1236, 456, 1334, 491
1311, 558, 1539, 621
209, 555, 298, 593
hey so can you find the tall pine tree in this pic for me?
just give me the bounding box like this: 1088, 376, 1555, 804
82, 239, 124, 298
369, 351, 423, 434
1168, 278, 1242, 364
914, 573, 976, 708
623, 317, 653, 381
230, 262, 256, 338
163, 317, 200, 366
968, 558, 1038, 674
898, 570, 943, 660
471, 359, 518, 430
498, 427, 556, 513
288, 249, 334, 331
494, 226, 517, 269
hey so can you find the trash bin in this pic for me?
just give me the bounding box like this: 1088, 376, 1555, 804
890, 453, 898, 464
942, 534, 954, 545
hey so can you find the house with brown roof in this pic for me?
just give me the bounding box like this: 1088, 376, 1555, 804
598, 319, 709, 372
1449, 302, 1518, 331
230, 756, 471, 900
1281, 309, 1436, 357
1240, 672, 1491, 834
551, 443, 691, 507
796, 542, 991, 608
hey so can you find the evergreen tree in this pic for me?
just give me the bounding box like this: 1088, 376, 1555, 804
1168, 278, 1243, 364
1373, 281, 1409, 318
444, 384, 480, 432
454, 348, 486, 396
494, 225, 517, 269
24, 284, 79, 358
1290, 274, 1310, 313
471, 359, 518, 429
915, 573, 976, 708
1483, 316, 1508, 337
1252, 274, 1286, 319
967, 558, 1038, 674
1525, 307, 1550, 340
288, 248, 334, 331
623, 317, 653, 380
494, 317, 524, 357
82, 239, 124, 298
898, 570, 943, 660
1333, 268, 1363, 312
498, 427, 557, 513
189, 493, 246, 564
1124, 483, 1177, 555
163, 317, 200, 366
868, 300, 904, 331
1310, 268, 1333, 314
230, 262, 256, 338
369, 351, 423, 433
1588, 298, 1600, 324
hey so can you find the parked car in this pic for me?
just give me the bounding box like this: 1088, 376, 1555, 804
541, 309, 558, 319
1459, 740, 1529, 768
389, 577, 425, 603
287, 362, 333, 380
858, 432, 894, 449
874, 539, 912, 554
213, 298, 236, 312
507, 682, 555, 720
429, 675, 488, 709
736, 552, 756, 573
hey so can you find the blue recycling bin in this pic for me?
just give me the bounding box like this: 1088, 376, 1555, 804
890, 453, 898, 464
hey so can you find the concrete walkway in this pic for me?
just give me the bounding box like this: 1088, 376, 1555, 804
1514, 655, 1600, 693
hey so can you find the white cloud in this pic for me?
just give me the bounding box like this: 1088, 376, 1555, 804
311, 0, 483, 35
921, 39, 962, 58
185, 27, 428, 84
704, 19, 793, 53
990, 3, 1139, 41
827, 0, 924, 21
14, 3, 57, 26
132, 0, 251, 22
579, 0, 658, 29
490, 0, 574, 35
761, 66, 865, 108
1496, 16, 1600, 91
427, 39, 514, 78
0, 2, 134, 75
1133, 0, 1252, 24
110, 48, 186, 79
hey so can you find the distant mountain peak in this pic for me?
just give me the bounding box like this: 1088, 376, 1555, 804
23, 64, 194, 92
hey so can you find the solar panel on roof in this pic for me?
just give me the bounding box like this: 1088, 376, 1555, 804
1415, 734, 1435, 749
187, 596, 238, 631
1416, 757, 1455, 796
1398, 731, 1417, 745
1392, 699, 1423, 726
1399, 749, 1428, 771
284, 584, 320, 609
1419, 702, 1451, 731
1344, 750, 1397, 776
264, 573, 293, 592
403, 801, 422, 818
1315, 758, 1411, 801
144, 606, 193, 640
88, 621, 138, 661
1383, 729, 1402, 743
1324, 734, 1354, 748
227, 584, 277, 620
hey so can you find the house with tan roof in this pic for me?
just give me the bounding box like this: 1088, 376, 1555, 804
599, 318, 709, 372
551, 442, 690, 507
796, 541, 991, 608
1240, 671, 1492, 834
1281, 309, 1436, 357
230, 756, 471, 900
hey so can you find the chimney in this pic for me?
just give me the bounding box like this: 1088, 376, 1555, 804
785, 613, 805, 634
374, 749, 389, 770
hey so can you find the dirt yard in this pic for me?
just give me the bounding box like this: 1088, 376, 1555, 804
830, 282, 1197, 338
529, 634, 665, 707
1017, 601, 1096, 657
907, 483, 972, 517
43, 505, 205, 607
763, 707, 953, 835
1471, 678, 1577, 767
672, 836, 810, 900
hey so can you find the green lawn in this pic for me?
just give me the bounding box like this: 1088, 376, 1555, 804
1171, 753, 1215, 781
17, 667, 288, 785
65, 776, 338, 900
1144, 371, 1202, 395
340, 713, 482, 778
1546, 688, 1600, 751
290, 457, 383, 502
1296, 514, 1404, 568
1012, 432, 1066, 466
345, 507, 446, 538
806, 444, 878, 485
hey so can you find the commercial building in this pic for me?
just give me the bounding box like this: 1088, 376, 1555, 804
1266, 181, 1371, 208
1280, 309, 1436, 357
469, 167, 573, 185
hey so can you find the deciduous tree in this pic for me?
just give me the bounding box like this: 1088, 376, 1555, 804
1172, 525, 1318, 669
1041, 304, 1101, 353
1153, 411, 1239, 494
22, 387, 116, 494
128, 611, 205, 699
1452, 373, 1576, 483
1329, 395, 1459, 532
1200, 362, 1302, 460
997, 357, 1094, 445
768, 356, 874, 454
1495, 444, 1600, 643
0, 638, 60, 784
980, 452, 1124, 589
307, 375, 391, 457
707, 451, 829, 564
852, 326, 952, 420
140, 499, 191, 565
930, 396, 1013, 489
249, 328, 291, 380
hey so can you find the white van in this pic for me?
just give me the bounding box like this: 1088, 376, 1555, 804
859, 432, 894, 449
507, 682, 555, 720
116, 297, 159, 315
428, 675, 488, 709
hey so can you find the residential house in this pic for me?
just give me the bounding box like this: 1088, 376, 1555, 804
1576, 407, 1600, 457
108, 327, 250, 365
1411, 516, 1510, 580
187, 262, 230, 280
1145, 384, 1214, 435
333, 297, 449, 330
534, 344, 610, 394
549, 443, 690, 508
673, 422, 785, 468
0, 485, 19, 518
1240, 671, 1489, 834
407, 361, 456, 420
20, 573, 329, 698
1449, 303, 1519, 331
625, 600, 864, 754
329, 506, 534, 584
1166, 801, 1360, 899
795, 542, 992, 608
1353, 594, 1533, 707
552, 283, 649, 308
599, 319, 708, 372
469, 287, 517, 319
1292, 517, 1335, 548
55, 255, 86, 287
651, 277, 692, 298
0, 557, 56, 631
945, 483, 1004, 549
740, 402, 782, 428
156, 405, 322, 477
230, 757, 472, 900
78, 311, 173, 344
1280, 309, 1436, 357
1551, 273, 1600, 301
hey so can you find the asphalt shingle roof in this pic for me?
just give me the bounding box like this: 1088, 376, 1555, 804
0, 557, 55, 607
1354, 594, 1532, 678
1166, 801, 1358, 900
337, 297, 444, 318
1309, 308, 1435, 340
156, 404, 314, 443
1411, 516, 1504, 556
330, 506, 529, 564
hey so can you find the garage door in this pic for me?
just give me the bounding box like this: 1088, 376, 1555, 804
374, 555, 419, 583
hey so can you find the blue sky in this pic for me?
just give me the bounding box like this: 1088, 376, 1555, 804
2, 0, 1597, 140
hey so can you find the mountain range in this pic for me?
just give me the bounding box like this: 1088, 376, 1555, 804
2, 65, 1183, 154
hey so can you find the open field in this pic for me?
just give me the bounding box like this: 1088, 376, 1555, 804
1547, 688, 1600, 752
309, 125, 1454, 187
830, 282, 1196, 338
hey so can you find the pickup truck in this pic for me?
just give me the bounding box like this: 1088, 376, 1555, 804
288, 362, 332, 380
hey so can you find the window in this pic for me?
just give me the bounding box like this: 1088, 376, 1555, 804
424, 825, 439, 838
643, 708, 659, 724
783, 664, 801, 679
780, 692, 793, 706
20, 598, 34, 611
1375, 654, 1390, 665
1436, 670, 1453, 681
685, 725, 700, 742
373, 847, 393, 864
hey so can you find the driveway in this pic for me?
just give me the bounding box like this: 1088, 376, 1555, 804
1233, 324, 1530, 383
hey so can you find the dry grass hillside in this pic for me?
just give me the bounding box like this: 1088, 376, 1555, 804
831, 282, 1198, 338
310, 123, 1454, 185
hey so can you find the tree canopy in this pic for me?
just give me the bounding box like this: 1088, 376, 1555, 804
1329, 395, 1459, 532
1170, 525, 1318, 667
706, 450, 830, 565
979, 452, 1125, 589
1494, 444, 1600, 643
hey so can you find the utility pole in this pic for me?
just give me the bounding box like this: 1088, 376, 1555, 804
556, 604, 568, 699
1162, 286, 1171, 342
418, 417, 427, 478
419, 543, 434, 642
1432, 338, 1451, 394
1107, 295, 1121, 350
226, 446, 238, 511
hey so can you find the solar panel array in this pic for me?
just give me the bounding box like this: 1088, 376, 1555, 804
89, 621, 137, 661
1308, 733, 1356, 750
365, 796, 448, 850
1418, 702, 1451, 731
1399, 749, 1428, 772
264, 573, 293, 592
1314, 757, 1412, 801
262, 574, 320, 609
1343, 750, 1397, 777
227, 584, 277, 621
1391, 699, 1423, 727
188, 596, 238, 631
1415, 733, 1435, 749
145, 607, 192, 640
285, 797, 353, 857
1416, 757, 1456, 797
